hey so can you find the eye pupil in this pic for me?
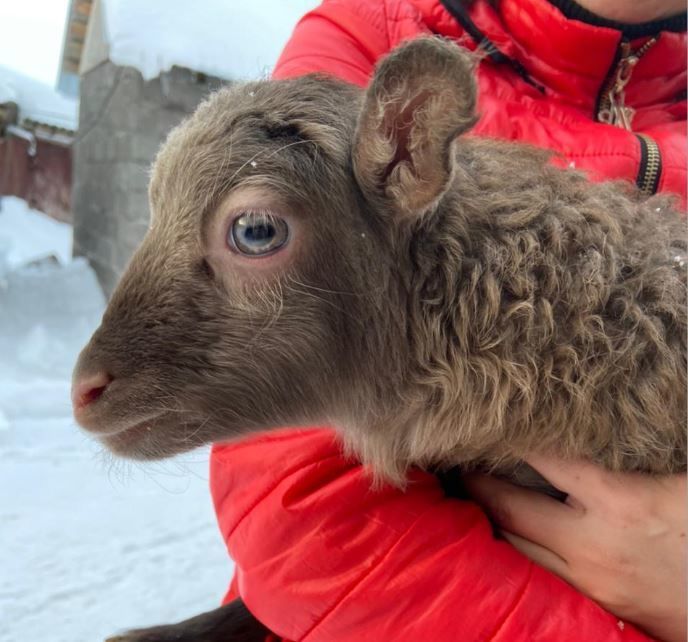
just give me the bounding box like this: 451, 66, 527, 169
245, 222, 274, 242
230, 211, 289, 256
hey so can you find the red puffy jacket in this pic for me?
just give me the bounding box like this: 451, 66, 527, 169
211, 1, 686, 640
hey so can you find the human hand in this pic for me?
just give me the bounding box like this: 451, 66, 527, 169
464, 457, 687, 642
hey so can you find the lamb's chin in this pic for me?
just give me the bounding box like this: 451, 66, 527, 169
100, 415, 205, 460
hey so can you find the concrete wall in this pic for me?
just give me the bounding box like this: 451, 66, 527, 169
72, 61, 226, 296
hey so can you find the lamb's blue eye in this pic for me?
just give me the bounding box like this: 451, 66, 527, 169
229, 212, 289, 256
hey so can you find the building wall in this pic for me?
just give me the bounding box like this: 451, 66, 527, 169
0, 135, 72, 223
72, 61, 225, 296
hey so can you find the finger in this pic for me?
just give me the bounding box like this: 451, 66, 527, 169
464, 473, 580, 553
501, 530, 572, 581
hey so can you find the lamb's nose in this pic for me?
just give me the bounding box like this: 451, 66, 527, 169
71, 372, 113, 411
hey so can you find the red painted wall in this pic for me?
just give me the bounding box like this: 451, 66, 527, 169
0, 135, 72, 223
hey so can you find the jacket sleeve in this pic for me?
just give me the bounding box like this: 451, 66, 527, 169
211, 429, 653, 642
273, 0, 398, 86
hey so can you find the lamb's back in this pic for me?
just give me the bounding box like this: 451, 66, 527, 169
413, 140, 687, 473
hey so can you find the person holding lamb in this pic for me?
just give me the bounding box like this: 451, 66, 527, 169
212, 1, 687, 641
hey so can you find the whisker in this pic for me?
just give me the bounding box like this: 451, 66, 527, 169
226, 139, 318, 185
286, 275, 360, 297
284, 280, 365, 328
264, 138, 318, 159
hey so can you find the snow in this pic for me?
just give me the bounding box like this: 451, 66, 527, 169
0, 197, 71, 269
103, 0, 319, 81
0, 65, 78, 130
0, 197, 232, 642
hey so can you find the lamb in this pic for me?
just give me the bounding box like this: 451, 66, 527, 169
71, 37, 686, 640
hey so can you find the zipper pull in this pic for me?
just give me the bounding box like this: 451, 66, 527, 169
604, 44, 638, 129
597, 37, 657, 131
599, 92, 635, 129
616, 103, 635, 130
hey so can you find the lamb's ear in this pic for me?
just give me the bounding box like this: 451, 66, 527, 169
352, 37, 478, 218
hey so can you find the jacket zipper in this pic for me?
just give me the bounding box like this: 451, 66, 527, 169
635, 133, 662, 195
596, 37, 663, 194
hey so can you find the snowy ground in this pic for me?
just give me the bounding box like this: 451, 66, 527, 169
0, 197, 232, 642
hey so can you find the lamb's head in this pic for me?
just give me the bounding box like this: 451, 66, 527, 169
71, 37, 477, 463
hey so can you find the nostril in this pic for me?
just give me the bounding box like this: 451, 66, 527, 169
72, 372, 113, 411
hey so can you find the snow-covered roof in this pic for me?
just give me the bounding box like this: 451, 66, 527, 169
102, 0, 320, 81
0, 65, 78, 131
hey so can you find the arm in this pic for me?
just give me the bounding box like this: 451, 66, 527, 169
211, 429, 654, 642
272, 0, 388, 86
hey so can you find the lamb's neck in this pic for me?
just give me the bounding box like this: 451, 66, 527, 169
396, 198, 539, 469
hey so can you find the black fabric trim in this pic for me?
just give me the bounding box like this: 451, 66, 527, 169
547, 0, 686, 38
439, 0, 544, 92
437, 466, 471, 500
440, 0, 503, 61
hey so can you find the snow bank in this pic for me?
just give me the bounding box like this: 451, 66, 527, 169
0, 196, 72, 271
1, 200, 231, 642
103, 0, 319, 81
0, 65, 78, 130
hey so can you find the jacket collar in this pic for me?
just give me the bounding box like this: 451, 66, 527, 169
412, 0, 687, 112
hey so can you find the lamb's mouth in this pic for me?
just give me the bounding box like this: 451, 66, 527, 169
99, 415, 154, 447
99, 412, 204, 460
